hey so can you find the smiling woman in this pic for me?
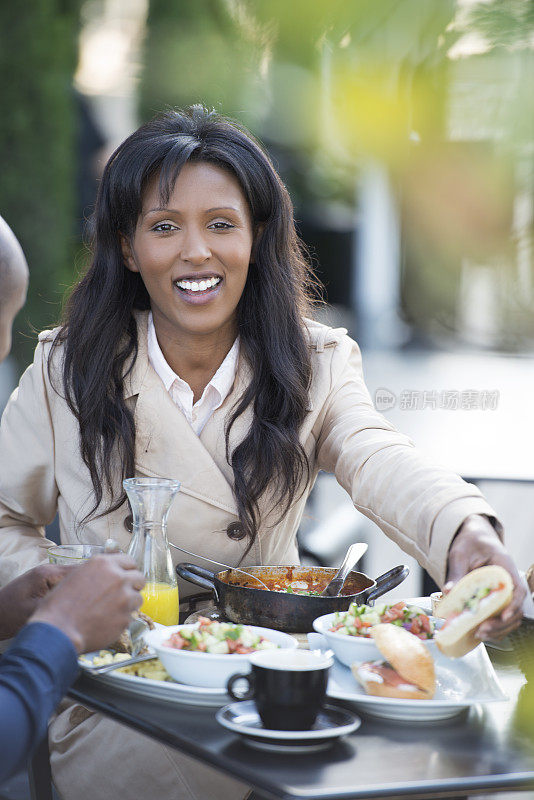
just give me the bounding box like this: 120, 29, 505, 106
120, 162, 254, 386
0, 105, 524, 800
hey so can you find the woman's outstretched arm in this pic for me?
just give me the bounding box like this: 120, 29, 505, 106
314, 333, 524, 634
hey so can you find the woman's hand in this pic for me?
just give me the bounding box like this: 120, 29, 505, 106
0, 564, 69, 640
445, 514, 525, 640
30, 554, 145, 654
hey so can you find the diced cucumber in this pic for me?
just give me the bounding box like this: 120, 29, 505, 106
408, 606, 424, 615
360, 612, 380, 625
208, 640, 230, 654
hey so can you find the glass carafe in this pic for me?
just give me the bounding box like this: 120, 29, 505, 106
124, 477, 181, 626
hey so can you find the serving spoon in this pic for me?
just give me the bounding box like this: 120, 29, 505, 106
169, 542, 270, 590
321, 542, 368, 597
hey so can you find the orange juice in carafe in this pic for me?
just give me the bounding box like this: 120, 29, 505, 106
123, 477, 181, 627
141, 581, 179, 626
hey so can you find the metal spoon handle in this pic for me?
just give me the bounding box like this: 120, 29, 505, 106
83, 652, 157, 674
322, 542, 368, 597
168, 542, 270, 590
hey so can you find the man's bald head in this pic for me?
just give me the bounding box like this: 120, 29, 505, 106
0, 216, 29, 362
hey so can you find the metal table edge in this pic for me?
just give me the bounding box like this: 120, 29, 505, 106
67, 683, 534, 800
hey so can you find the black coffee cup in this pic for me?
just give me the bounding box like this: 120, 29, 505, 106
226, 649, 333, 731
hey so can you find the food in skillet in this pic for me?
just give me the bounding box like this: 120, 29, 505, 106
351, 624, 436, 700
434, 565, 513, 658
330, 601, 435, 640
274, 581, 323, 595
233, 569, 329, 595
163, 617, 279, 654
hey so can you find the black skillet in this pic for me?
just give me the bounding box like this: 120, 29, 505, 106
176, 562, 409, 633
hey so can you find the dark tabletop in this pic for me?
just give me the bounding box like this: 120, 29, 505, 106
69, 649, 534, 800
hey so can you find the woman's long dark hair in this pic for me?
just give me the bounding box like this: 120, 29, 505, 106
51, 105, 317, 554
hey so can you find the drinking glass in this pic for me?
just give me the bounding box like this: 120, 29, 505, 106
48, 544, 105, 565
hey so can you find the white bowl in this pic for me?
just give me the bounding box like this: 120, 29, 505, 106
312, 612, 439, 668
145, 624, 298, 688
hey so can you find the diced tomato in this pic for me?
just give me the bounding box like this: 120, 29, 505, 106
166, 633, 186, 649
354, 617, 363, 630
420, 614, 431, 634
381, 602, 405, 622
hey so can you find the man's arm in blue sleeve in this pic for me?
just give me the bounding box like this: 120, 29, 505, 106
0, 621, 78, 781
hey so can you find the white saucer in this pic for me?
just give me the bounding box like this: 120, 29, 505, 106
216, 701, 361, 752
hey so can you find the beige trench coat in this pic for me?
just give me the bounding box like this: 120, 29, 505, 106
0, 311, 499, 799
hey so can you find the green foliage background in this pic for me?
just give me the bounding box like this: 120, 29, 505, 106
0, 0, 81, 370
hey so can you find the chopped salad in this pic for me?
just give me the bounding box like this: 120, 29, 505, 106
329, 601, 435, 640
163, 617, 279, 654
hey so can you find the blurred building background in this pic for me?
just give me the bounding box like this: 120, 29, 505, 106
0, 4, 533, 794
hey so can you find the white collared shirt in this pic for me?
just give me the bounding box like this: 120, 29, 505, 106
147, 312, 239, 435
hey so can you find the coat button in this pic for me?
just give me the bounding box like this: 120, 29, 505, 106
226, 521, 246, 541
123, 514, 133, 533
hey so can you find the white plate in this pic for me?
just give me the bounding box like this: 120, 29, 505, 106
216, 701, 361, 752
80, 655, 230, 707
78, 623, 230, 707
325, 643, 507, 722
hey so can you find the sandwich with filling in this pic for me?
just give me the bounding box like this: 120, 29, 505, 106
434, 565, 513, 658
351, 623, 436, 700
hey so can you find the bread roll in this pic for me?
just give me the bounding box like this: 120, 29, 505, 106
351, 623, 435, 700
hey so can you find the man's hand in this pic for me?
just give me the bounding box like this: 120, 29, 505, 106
29, 554, 145, 654
0, 564, 69, 640
445, 514, 525, 640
